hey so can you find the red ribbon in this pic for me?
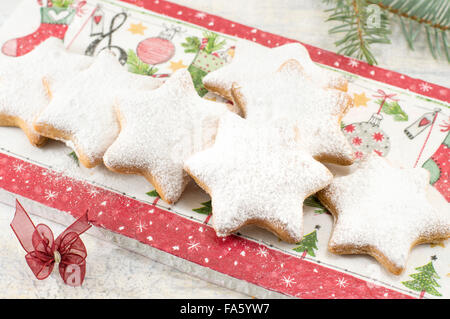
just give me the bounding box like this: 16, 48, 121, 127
75, 1, 87, 17
440, 118, 450, 132
200, 37, 208, 50
10, 200, 91, 287
373, 89, 399, 114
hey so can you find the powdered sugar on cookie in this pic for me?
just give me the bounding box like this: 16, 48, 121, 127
184, 113, 333, 243
203, 39, 347, 101
0, 38, 92, 146
34, 50, 162, 168
232, 59, 354, 165
318, 154, 450, 274
103, 69, 228, 204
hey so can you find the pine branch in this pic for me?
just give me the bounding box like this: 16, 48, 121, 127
371, 0, 449, 31
322, 0, 450, 63
323, 0, 391, 65
367, 0, 450, 62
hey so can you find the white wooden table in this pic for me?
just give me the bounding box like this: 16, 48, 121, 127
0, 0, 448, 299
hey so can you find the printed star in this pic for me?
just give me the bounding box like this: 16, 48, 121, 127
348, 59, 359, 67
34, 51, 161, 168
188, 241, 201, 251
128, 22, 147, 35
13, 164, 24, 172
136, 220, 147, 233
88, 188, 100, 197
353, 92, 370, 107
184, 114, 332, 243
256, 247, 268, 258
354, 151, 364, 159
372, 132, 384, 142
168, 59, 187, 72
281, 275, 296, 288
0, 38, 92, 146
232, 60, 354, 165
195, 12, 207, 19
419, 82, 432, 92
317, 155, 450, 275
344, 124, 355, 133
373, 149, 383, 156
44, 190, 58, 200
352, 137, 362, 145
203, 40, 347, 100
336, 277, 348, 288
103, 69, 227, 204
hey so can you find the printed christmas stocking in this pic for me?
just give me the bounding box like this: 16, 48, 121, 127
2, 4, 75, 57
422, 132, 450, 202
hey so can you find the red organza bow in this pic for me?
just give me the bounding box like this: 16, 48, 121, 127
373, 89, 399, 114
373, 89, 399, 102
10, 200, 91, 287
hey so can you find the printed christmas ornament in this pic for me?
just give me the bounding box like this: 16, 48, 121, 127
2, 0, 76, 57
343, 90, 395, 160
404, 108, 441, 139
90, 4, 105, 36
136, 25, 181, 65
343, 114, 391, 160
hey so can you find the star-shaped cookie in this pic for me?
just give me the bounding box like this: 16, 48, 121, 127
317, 154, 450, 275
0, 38, 92, 146
103, 69, 228, 204
232, 59, 354, 165
203, 39, 348, 101
184, 113, 333, 243
34, 50, 162, 168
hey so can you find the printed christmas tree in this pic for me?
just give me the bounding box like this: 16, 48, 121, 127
304, 195, 328, 214
146, 189, 160, 198
192, 200, 212, 215
402, 261, 442, 297
293, 230, 318, 257
68, 151, 79, 166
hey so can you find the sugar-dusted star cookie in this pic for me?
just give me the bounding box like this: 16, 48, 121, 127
0, 38, 92, 146
232, 59, 354, 165
317, 154, 450, 275
103, 69, 228, 204
203, 39, 348, 101
184, 113, 333, 243
34, 50, 162, 168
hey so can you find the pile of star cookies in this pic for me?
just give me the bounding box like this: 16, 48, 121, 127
1, 38, 448, 275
